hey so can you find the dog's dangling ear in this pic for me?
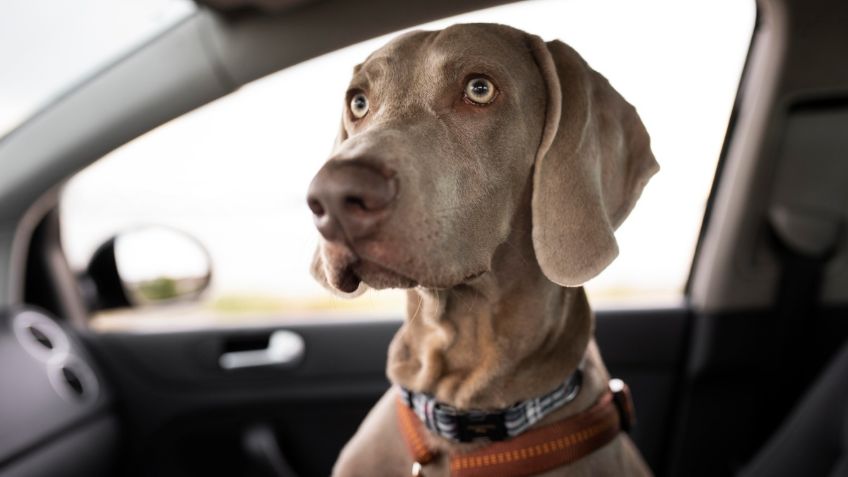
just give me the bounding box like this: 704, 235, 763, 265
331, 63, 362, 150
527, 36, 659, 287
333, 118, 349, 150
308, 95, 368, 298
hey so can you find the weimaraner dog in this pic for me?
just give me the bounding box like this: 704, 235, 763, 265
307, 23, 658, 477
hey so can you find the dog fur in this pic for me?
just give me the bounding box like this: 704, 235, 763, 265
309, 23, 658, 476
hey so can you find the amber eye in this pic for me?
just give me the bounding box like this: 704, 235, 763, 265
464, 77, 496, 104
350, 93, 369, 119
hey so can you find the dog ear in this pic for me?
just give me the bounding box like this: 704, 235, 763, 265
310, 247, 368, 298
527, 37, 658, 287
333, 118, 349, 151
309, 96, 361, 297
332, 63, 363, 149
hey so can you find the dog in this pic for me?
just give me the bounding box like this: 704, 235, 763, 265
307, 23, 658, 477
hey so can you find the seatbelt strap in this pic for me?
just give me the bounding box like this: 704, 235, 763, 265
760, 208, 841, 440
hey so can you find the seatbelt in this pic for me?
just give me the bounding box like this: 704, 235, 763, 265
752, 105, 848, 454
759, 207, 841, 442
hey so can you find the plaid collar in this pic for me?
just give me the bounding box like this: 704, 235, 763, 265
398, 368, 583, 443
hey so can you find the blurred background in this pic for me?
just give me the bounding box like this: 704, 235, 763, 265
2, 0, 755, 330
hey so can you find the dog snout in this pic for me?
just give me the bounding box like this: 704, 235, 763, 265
307, 161, 397, 242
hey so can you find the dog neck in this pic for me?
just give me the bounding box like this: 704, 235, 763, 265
386, 220, 593, 410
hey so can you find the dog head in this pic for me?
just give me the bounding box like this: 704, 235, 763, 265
307, 23, 657, 296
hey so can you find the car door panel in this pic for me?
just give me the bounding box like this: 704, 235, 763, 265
83, 307, 688, 476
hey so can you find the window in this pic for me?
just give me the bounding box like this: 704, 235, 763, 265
60, 0, 755, 330
1, 0, 195, 137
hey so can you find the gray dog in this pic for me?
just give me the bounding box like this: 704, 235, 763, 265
308, 23, 657, 477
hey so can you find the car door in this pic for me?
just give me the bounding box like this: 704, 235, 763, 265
1, 1, 758, 476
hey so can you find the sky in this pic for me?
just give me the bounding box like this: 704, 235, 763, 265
3, 0, 756, 313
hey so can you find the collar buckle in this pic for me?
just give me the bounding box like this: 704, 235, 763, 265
609, 378, 636, 432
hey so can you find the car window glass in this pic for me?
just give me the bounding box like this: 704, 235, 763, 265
60, 0, 756, 330
0, 0, 195, 138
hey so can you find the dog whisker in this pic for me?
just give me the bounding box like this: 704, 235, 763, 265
409, 294, 423, 325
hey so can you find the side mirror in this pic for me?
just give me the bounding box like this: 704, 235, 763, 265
85, 226, 212, 311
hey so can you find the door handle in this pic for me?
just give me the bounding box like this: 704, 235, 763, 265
219, 330, 305, 370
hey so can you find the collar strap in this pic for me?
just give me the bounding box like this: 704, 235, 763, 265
399, 370, 582, 443
397, 379, 636, 477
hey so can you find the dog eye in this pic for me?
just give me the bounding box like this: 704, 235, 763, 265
464, 77, 496, 105
350, 93, 369, 119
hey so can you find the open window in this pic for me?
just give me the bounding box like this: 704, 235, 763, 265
58, 0, 756, 330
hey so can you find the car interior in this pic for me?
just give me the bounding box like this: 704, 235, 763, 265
1, 0, 847, 476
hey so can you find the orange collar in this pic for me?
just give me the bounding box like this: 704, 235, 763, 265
396, 379, 635, 477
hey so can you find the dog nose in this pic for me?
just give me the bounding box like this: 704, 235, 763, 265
307, 162, 397, 242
